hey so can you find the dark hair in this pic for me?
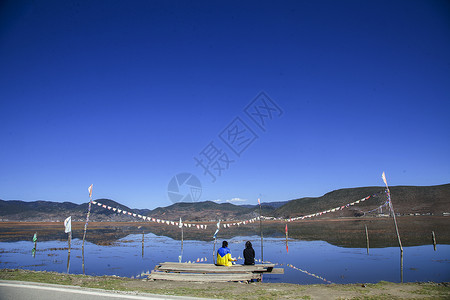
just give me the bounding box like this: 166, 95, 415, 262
245, 241, 252, 249
222, 241, 228, 248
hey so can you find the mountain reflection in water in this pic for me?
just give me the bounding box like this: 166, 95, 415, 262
0, 231, 449, 284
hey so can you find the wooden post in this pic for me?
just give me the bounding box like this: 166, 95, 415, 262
285, 223, 289, 253
82, 200, 92, 252
67, 231, 71, 273
213, 220, 220, 264
82, 247, 85, 275
213, 237, 217, 263
389, 194, 403, 253
259, 204, 264, 262
432, 231, 437, 251
68, 232, 71, 254
66, 251, 71, 273
142, 230, 145, 257
382, 173, 403, 253
82, 185, 93, 253
400, 251, 404, 283
181, 224, 184, 258
365, 224, 369, 255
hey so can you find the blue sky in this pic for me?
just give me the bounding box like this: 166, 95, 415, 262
1, 0, 449, 209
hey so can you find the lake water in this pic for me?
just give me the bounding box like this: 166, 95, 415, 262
1, 233, 448, 284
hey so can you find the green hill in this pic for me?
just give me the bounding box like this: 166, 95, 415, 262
1, 184, 448, 221
274, 184, 450, 218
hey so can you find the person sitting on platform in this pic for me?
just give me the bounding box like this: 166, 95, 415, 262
243, 241, 255, 265
216, 241, 236, 266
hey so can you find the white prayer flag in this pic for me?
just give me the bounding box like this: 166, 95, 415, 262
88, 184, 93, 198
64, 216, 72, 233
382, 172, 388, 187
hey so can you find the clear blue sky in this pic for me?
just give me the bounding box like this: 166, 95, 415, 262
1, 0, 449, 209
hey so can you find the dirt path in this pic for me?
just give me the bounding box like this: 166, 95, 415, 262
1, 269, 449, 299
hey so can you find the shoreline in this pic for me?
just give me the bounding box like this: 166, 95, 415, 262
1, 217, 449, 248
1, 269, 448, 299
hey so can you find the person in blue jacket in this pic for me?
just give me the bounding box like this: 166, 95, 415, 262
216, 241, 236, 266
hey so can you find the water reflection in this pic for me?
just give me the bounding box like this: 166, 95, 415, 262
67, 251, 70, 273
141, 231, 144, 258
1, 234, 448, 284
400, 252, 404, 283
32, 232, 37, 258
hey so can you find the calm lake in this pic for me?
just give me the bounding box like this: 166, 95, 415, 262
1, 233, 448, 284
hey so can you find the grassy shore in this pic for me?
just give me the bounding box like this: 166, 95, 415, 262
1, 269, 448, 299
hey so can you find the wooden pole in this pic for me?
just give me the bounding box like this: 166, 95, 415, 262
82, 249, 85, 275
82, 198, 92, 252
179, 220, 184, 263
382, 173, 403, 253
259, 204, 264, 262
142, 230, 144, 257
213, 237, 216, 263
365, 224, 370, 255
432, 231, 437, 251
213, 220, 220, 263
68, 232, 71, 254
67, 231, 71, 273
389, 193, 403, 253
82, 185, 93, 253
400, 251, 404, 283
181, 225, 184, 256
67, 251, 71, 273
285, 223, 288, 253
82, 184, 91, 275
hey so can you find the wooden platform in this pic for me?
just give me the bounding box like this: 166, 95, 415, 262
149, 262, 284, 282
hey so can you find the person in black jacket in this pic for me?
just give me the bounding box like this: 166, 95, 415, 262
243, 241, 255, 265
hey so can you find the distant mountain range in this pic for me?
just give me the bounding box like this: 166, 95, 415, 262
1, 184, 449, 222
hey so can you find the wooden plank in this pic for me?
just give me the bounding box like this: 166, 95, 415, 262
156, 266, 284, 274
265, 268, 284, 274
157, 263, 275, 271
157, 266, 257, 274
149, 271, 260, 282
154, 263, 283, 275
159, 262, 275, 268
